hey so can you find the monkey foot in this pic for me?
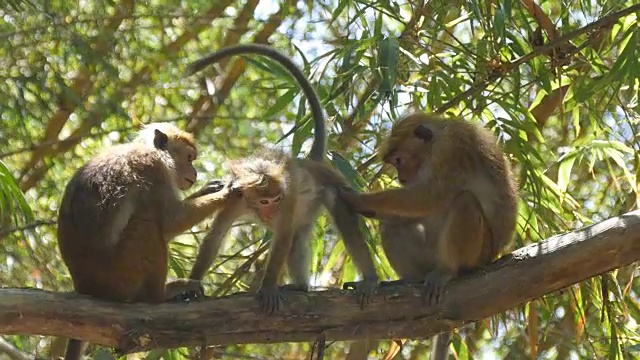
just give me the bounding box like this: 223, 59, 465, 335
377, 279, 415, 287
256, 286, 285, 314
422, 269, 453, 306
342, 279, 377, 309
165, 279, 206, 303
279, 283, 309, 292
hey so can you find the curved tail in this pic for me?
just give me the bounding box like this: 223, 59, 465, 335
187, 44, 326, 161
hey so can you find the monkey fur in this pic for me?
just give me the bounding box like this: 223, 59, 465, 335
340, 113, 518, 359
57, 123, 239, 359
186, 44, 379, 314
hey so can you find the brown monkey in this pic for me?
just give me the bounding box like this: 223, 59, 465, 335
57, 123, 239, 360
340, 113, 518, 359
187, 44, 379, 314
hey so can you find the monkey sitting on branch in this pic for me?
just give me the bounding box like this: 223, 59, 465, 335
339, 113, 518, 359
57, 122, 241, 360
186, 44, 380, 314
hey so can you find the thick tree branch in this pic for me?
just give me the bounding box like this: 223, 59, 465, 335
1, 211, 640, 353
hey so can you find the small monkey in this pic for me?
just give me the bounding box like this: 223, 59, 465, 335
340, 113, 518, 359
57, 123, 239, 360
187, 44, 379, 314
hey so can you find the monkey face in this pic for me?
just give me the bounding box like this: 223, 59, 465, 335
384, 126, 432, 185
169, 141, 198, 190
382, 115, 437, 185
384, 148, 424, 185
247, 192, 283, 222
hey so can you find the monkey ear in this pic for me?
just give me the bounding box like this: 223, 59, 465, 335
153, 129, 169, 150
413, 125, 433, 142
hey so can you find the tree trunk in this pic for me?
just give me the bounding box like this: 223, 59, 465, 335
1, 211, 639, 354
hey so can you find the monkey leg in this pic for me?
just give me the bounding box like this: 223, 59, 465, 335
424, 190, 485, 306
189, 202, 244, 280
283, 222, 313, 292
256, 217, 296, 314
329, 195, 379, 308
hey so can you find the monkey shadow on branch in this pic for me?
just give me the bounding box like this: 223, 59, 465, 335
2, 210, 639, 353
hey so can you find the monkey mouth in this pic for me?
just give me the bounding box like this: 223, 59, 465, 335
185, 178, 195, 185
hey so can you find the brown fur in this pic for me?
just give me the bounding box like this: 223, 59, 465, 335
340, 113, 518, 359
189, 148, 379, 313
57, 123, 237, 359
187, 44, 378, 314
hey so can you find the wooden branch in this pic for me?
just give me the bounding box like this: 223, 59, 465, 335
2, 211, 640, 354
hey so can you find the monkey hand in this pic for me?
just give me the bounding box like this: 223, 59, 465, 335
337, 187, 378, 218
256, 284, 285, 315
227, 179, 244, 197
422, 268, 453, 306
187, 179, 227, 199
343, 279, 377, 309
165, 279, 206, 303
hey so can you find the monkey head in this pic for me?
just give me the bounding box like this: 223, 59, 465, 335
229, 159, 287, 222
380, 113, 438, 185
138, 123, 198, 190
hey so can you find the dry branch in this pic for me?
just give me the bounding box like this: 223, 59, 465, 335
1, 211, 640, 354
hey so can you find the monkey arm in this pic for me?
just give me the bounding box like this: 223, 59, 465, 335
164, 187, 240, 238
189, 202, 245, 280
340, 186, 450, 219
185, 179, 227, 200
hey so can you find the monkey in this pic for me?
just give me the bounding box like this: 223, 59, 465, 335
57, 122, 240, 360
340, 113, 518, 359
186, 44, 379, 314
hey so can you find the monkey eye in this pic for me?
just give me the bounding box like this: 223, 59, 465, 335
260, 199, 270, 205
414, 124, 433, 142
387, 155, 402, 167
274, 195, 283, 202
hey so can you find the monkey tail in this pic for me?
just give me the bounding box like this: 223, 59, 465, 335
431, 332, 452, 360
186, 43, 326, 162
64, 339, 84, 360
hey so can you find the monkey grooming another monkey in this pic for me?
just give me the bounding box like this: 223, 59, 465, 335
186, 44, 379, 314
57, 123, 239, 360
340, 113, 518, 359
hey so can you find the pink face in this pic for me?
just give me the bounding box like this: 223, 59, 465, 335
251, 194, 283, 222
384, 149, 424, 185
172, 143, 197, 190
383, 123, 433, 185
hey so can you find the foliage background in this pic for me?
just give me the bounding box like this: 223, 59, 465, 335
1, 0, 639, 359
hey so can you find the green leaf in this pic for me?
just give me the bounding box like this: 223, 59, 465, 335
329, 151, 367, 189
377, 36, 400, 95
0, 159, 33, 229
557, 153, 577, 194
494, 7, 505, 46
263, 88, 296, 118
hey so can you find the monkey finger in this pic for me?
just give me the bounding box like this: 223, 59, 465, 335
422, 271, 450, 306
256, 287, 284, 314
227, 180, 244, 197
205, 179, 226, 192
